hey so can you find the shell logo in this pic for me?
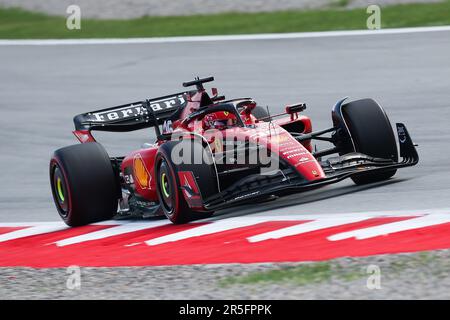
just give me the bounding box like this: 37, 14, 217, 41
133, 154, 151, 189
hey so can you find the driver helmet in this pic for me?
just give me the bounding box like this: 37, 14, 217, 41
203, 111, 237, 130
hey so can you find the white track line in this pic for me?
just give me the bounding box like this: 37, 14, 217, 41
247, 216, 371, 243
143, 213, 420, 246
328, 214, 450, 241
0, 223, 68, 243
55, 220, 169, 247
1, 209, 449, 246
145, 217, 270, 246
1, 26, 450, 46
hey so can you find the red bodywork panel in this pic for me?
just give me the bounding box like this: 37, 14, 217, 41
121, 147, 159, 201
73, 130, 96, 143
76, 89, 324, 204
204, 122, 324, 181
178, 171, 203, 210
274, 115, 313, 152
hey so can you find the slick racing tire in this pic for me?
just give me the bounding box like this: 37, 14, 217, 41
155, 140, 216, 224
50, 142, 119, 226
341, 98, 398, 185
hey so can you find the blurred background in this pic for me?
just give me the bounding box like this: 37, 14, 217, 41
0, 0, 445, 18
0, 0, 448, 38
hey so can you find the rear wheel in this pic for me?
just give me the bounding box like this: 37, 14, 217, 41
49, 142, 119, 226
341, 99, 398, 185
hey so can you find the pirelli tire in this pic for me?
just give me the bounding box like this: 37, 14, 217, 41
155, 140, 217, 224
341, 98, 398, 185
49, 142, 119, 226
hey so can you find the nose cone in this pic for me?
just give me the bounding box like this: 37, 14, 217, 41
252, 123, 325, 181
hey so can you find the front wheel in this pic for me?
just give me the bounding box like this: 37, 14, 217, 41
341, 98, 398, 185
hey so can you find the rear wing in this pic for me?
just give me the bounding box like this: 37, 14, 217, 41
73, 92, 189, 133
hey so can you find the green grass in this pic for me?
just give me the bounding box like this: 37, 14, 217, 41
0, 1, 450, 39
219, 251, 448, 287
219, 262, 362, 287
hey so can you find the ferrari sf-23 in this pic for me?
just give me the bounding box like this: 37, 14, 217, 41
50, 77, 418, 226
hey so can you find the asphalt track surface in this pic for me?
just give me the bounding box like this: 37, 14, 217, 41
1, 30, 450, 224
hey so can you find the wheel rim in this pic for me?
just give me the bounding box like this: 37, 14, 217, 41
161, 173, 170, 198
57, 178, 65, 202
52, 165, 69, 217
158, 161, 174, 213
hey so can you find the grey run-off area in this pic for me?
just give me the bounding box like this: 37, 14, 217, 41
0, 0, 443, 18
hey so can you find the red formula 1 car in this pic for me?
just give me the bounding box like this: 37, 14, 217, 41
50, 77, 418, 226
